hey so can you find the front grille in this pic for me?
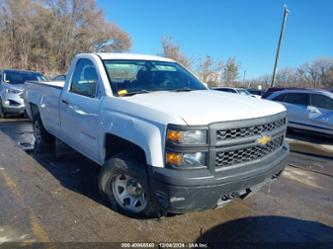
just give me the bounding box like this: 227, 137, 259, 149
216, 117, 286, 141
215, 135, 284, 167
8, 100, 20, 106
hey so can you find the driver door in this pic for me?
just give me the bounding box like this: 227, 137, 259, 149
283, 93, 310, 127
308, 94, 333, 132
59, 58, 102, 162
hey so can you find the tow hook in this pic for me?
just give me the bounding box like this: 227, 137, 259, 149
217, 188, 252, 209
238, 188, 252, 200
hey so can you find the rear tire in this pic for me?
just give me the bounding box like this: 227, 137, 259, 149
33, 116, 55, 153
98, 153, 156, 218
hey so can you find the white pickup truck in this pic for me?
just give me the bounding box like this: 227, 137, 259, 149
24, 53, 289, 217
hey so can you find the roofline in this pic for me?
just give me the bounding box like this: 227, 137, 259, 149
3, 68, 44, 74
213, 87, 246, 90
94, 52, 175, 62
271, 88, 333, 97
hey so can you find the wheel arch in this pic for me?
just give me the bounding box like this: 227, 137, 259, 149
104, 133, 148, 165
29, 103, 40, 120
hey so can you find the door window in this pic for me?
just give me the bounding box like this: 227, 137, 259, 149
70, 59, 98, 98
272, 93, 287, 102
216, 88, 236, 93
311, 94, 333, 110
284, 93, 309, 106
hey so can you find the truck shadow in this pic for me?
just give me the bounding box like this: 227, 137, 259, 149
0, 118, 109, 208
196, 216, 333, 249
32, 142, 110, 208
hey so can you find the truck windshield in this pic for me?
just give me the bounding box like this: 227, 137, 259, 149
102, 60, 207, 96
3, 71, 47, 85
238, 89, 252, 96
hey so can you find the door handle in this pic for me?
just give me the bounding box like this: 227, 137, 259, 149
61, 99, 69, 105
73, 106, 88, 116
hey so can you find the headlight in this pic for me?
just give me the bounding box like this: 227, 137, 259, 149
166, 151, 207, 168
167, 129, 207, 145
165, 126, 209, 168
5, 88, 21, 94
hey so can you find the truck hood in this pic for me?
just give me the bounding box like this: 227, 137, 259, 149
123, 90, 286, 125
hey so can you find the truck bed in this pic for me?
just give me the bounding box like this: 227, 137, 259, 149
24, 80, 64, 135
26, 80, 65, 89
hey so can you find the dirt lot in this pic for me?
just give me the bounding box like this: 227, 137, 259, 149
0, 118, 333, 248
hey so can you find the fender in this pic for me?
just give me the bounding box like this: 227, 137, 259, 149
100, 110, 166, 167
99, 95, 187, 167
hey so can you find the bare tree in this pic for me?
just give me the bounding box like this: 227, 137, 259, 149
43, 0, 131, 71
196, 56, 223, 87
160, 36, 192, 69
297, 63, 320, 87
296, 58, 333, 88
223, 57, 239, 85
322, 67, 333, 88
259, 74, 272, 88
312, 58, 333, 88
0, 0, 131, 74
0, 0, 35, 68
251, 57, 333, 89
275, 68, 297, 86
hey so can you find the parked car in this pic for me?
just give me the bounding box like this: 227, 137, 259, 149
0, 69, 47, 118
267, 89, 333, 136
51, 74, 66, 81
247, 88, 264, 96
214, 87, 261, 98
24, 53, 289, 217
261, 87, 306, 99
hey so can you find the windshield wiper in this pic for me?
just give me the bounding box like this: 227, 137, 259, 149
174, 87, 193, 92
121, 89, 150, 96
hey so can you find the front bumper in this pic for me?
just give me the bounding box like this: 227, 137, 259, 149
1, 94, 25, 114
148, 142, 289, 214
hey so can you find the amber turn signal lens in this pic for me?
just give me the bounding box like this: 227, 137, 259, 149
167, 130, 183, 142
166, 152, 183, 166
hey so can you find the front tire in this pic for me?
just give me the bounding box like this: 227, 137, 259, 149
0, 99, 7, 118
98, 153, 156, 217
33, 116, 55, 153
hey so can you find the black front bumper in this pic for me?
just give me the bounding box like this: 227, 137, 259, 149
148, 143, 289, 214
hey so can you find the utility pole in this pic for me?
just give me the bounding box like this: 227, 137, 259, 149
242, 70, 246, 84
271, 5, 289, 87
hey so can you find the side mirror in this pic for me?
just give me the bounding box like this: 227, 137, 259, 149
307, 105, 321, 114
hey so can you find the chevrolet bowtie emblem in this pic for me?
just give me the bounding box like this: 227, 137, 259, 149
257, 135, 272, 146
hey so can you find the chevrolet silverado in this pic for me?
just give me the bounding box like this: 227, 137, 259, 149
24, 53, 289, 217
